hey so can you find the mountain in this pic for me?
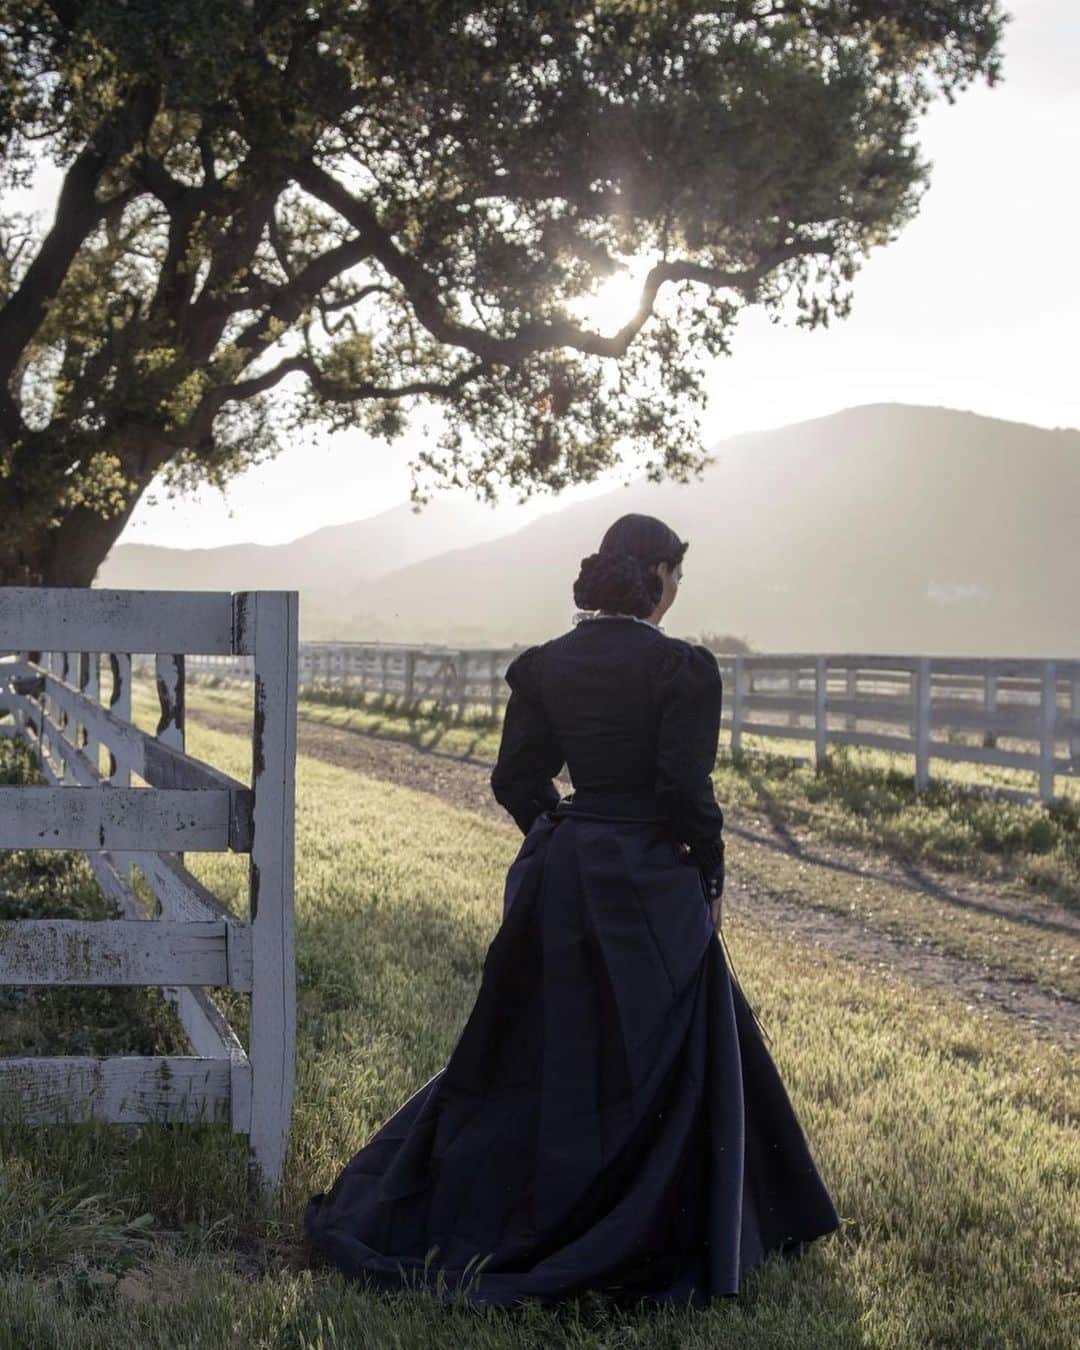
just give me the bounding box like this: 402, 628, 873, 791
99, 405, 1080, 656
98, 494, 528, 600
334, 405, 1080, 656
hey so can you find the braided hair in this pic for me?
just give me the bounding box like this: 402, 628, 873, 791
573, 514, 688, 620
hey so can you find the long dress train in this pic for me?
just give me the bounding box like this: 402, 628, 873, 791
304, 791, 841, 1308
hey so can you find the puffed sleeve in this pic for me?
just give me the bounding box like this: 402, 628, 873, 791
490, 644, 564, 835
652, 640, 726, 883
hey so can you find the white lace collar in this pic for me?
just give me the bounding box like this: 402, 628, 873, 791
571, 609, 665, 633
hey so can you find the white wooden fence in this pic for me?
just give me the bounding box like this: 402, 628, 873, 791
0, 588, 298, 1198
187, 643, 1080, 805
719, 654, 1080, 804
185, 642, 517, 720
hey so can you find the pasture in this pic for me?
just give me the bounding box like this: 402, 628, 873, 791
0, 695, 1076, 1348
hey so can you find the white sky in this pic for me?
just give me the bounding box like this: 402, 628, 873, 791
12, 0, 1079, 549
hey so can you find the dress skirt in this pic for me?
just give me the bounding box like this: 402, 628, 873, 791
303, 790, 841, 1308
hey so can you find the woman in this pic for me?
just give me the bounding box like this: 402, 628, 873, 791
304, 512, 840, 1308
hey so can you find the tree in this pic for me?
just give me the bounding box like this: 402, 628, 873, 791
0, 1, 1006, 585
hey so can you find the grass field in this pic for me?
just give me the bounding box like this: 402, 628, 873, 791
0, 713, 1077, 1348
188, 678, 1080, 911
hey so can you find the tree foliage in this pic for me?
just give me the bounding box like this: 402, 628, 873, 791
0, 0, 1006, 583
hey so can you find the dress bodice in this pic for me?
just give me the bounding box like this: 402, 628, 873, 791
490, 617, 725, 875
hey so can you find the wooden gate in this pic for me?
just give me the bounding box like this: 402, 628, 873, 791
0, 588, 298, 1197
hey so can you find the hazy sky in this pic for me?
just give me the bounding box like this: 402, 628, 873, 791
14, 1, 1079, 549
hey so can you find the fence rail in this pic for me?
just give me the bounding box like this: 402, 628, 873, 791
0, 588, 298, 1197
184, 642, 1080, 805
184, 642, 518, 720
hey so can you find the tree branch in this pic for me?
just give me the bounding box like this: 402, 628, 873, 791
0, 82, 160, 390
184, 352, 486, 443
226, 236, 376, 355
242, 353, 484, 404
296, 161, 833, 364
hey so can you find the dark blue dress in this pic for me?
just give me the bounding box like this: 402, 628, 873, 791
304, 617, 840, 1307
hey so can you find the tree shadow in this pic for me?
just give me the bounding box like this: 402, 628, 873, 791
725, 810, 1079, 940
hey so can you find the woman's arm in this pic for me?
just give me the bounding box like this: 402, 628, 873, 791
653, 640, 726, 917
490, 645, 563, 834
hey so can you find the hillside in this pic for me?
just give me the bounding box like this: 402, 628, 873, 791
333, 405, 1080, 655
100, 404, 1080, 655
98, 494, 526, 603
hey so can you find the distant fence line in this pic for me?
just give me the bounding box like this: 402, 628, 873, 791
181, 643, 1080, 806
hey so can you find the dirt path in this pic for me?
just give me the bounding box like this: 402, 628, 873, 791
193, 706, 1080, 1043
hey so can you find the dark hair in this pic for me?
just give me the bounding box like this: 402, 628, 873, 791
573, 514, 689, 619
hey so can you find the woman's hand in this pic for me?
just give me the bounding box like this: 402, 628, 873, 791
709, 890, 723, 930
675, 840, 723, 928
706, 869, 723, 930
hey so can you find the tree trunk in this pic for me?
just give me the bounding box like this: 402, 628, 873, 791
0, 493, 146, 588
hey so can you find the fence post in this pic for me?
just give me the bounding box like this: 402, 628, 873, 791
843, 667, 856, 732
1039, 660, 1057, 803
404, 648, 416, 704
914, 657, 931, 792
43, 653, 61, 769
240, 591, 298, 1199
83, 653, 100, 778
453, 652, 468, 721
107, 653, 132, 785
154, 654, 186, 867
984, 665, 999, 747
731, 655, 744, 757
73, 651, 90, 769
108, 652, 133, 883
1070, 672, 1080, 769
815, 656, 828, 770
438, 655, 451, 709
489, 651, 499, 719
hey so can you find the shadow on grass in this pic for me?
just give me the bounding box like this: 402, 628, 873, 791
724, 748, 1080, 928
724, 817, 1080, 939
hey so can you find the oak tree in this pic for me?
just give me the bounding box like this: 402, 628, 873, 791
0, 0, 1005, 584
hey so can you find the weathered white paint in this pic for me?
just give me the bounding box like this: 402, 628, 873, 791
39, 668, 248, 796
242, 590, 299, 1197
0, 1056, 231, 1125
0, 786, 237, 852
131, 850, 238, 925
16, 694, 253, 852
0, 588, 297, 1199
107, 650, 131, 787
0, 919, 248, 988
162, 986, 253, 1134
0, 588, 242, 655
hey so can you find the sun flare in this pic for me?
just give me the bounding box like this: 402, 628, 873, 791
569, 257, 658, 335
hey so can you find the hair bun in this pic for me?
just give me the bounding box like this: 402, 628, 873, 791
573, 549, 656, 618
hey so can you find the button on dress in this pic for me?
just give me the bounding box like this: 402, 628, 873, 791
303, 617, 841, 1307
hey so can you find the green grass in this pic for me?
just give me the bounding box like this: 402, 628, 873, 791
716, 741, 1080, 910
0, 727, 1077, 1348
185, 678, 1080, 911
186, 676, 506, 761
729, 829, 1080, 999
